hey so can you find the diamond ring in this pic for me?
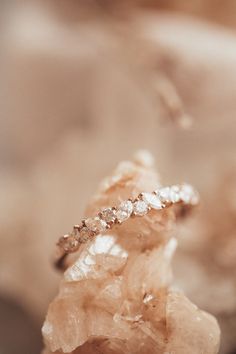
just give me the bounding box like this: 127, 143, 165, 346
54, 183, 199, 271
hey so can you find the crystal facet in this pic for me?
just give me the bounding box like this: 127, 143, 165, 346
116, 200, 133, 222
133, 200, 149, 216
142, 192, 163, 209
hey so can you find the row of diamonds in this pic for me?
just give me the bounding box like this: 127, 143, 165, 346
58, 184, 199, 253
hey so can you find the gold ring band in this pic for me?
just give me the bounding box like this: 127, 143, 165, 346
54, 183, 199, 271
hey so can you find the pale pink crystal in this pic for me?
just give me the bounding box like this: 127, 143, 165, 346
42, 155, 220, 354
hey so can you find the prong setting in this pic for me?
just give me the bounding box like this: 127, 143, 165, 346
56, 183, 199, 257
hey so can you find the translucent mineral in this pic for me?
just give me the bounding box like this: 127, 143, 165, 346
42, 155, 220, 353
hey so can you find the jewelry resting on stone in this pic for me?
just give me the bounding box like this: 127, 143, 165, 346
54, 183, 199, 271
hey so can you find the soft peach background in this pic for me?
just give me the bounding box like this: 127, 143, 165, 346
0, 2, 236, 353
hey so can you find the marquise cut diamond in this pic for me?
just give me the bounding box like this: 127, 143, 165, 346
157, 187, 171, 203
116, 200, 133, 222
56, 183, 199, 263
142, 192, 163, 209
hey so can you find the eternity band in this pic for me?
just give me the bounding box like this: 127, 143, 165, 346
54, 183, 199, 271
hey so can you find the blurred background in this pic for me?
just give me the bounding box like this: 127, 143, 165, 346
0, 1, 236, 353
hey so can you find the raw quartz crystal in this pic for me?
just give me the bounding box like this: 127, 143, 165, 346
42, 151, 220, 354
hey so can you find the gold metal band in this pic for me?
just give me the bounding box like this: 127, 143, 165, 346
54, 184, 199, 271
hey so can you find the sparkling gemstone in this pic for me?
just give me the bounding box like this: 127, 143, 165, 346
169, 185, 181, 203
58, 234, 80, 252
142, 192, 163, 209
133, 200, 149, 216
79, 226, 94, 243
100, 208, 117, 223
157, 187, 171, 203
116, 200, 133, 222
180, 184, 197, 204
85, 217, 107, 233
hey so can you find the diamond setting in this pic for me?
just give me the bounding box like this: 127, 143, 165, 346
100, 208, 117, 224
58, 234, 80, 252
157, 187, 171, 203
133, 200, 149, 216
180, 184, 199, 204
79, 226, 94, 243
142, 192, 163, 209
157, 185, 181, 204
85, 217, 107, 233
116, 200, 133, 222
56, 183, 199, 262
169, 185, 181, 203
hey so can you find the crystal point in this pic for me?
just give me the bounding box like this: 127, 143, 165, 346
43, 154, 219, 354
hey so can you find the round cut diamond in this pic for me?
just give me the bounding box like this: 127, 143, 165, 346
116, 200, 133, 222
142, 192, 162, 209
85, 217, 107, 233
79, 226, 94, 243
157, 187, 171, 203
180, 184, 198, 204
169, 185, 181, 203
58, 234, 80, 252
100, 208, 117, 224
133, 200, 149, 216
